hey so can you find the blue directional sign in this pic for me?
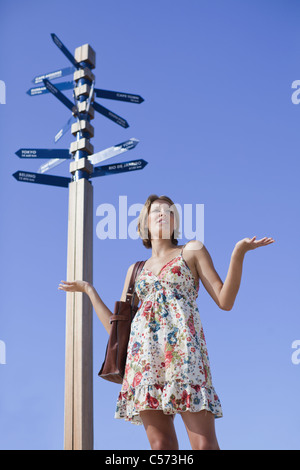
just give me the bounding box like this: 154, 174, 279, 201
13, 171, 71, 188
15, 148, 71, 159
95, 88, 144, 104
27, 80, 74, 96
32, 66, 75, 84
51, 33, 79, 69
90, 159, 147, 178
43, 79, 77, 113
93, 101, 129, 128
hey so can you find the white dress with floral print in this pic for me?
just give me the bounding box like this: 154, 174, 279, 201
114, 243, 223, 424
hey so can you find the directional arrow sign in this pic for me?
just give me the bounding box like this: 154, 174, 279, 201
38, 158, 69, 174
88, 138, 138, 165
43, 79, 77, 113
95, 88, 144, 104
15, 148, 71, 159
39, 137, 138, 174
54, 115, 76, 143
51, 33, 79, 69
90, 159, 147, 178
27, 80, 74, 96
13, 171, 71, 188
93, 101, 129, 128
86, 80, 95, 115
32, 66, 75, 84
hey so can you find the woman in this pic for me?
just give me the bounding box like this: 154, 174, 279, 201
58, 194, 275, 450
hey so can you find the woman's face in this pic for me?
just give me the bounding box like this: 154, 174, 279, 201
147, 199, 175, 240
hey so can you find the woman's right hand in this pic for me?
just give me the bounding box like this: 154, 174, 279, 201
58, 280, 90, 294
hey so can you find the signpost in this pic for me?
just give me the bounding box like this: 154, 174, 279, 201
15, 148, 72, 159
90, 158, 148, 178
55, 115, 76, 144
38, 137, 139, 174
94, 88, 144, 104
43, 78, 77, 113
13, 171, 71, 188
13, 33, 146, 451
32, 65, 75, 84
27, 80, 74, 96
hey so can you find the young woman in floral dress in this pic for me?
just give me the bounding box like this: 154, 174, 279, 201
58, 194, 275, 450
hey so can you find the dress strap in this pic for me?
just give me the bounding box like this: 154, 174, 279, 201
180, 242, 188, 255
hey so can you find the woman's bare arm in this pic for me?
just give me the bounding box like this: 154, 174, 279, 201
59, 263, 140, 335
194, 244, 245, 310
58, 279, 114, 334
190, 236, 275, 311
218, 246, 245, 310
89, 263, 139, 333
85, 284, 113, 334
119, 263, 140, 307
191, 241, 227, 310
219, 235, 275, 310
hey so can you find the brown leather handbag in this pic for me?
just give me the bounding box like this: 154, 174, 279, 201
98, 260, 145, 384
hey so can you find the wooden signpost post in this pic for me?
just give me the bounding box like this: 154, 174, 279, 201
12, 33, 146, 450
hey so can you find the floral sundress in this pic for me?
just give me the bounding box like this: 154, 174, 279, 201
114, 242, 223, 424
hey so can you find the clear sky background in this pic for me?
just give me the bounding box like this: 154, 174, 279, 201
0, 0, 299, 450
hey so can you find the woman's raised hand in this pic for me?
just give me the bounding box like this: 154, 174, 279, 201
58, 280, 90, 294
235, 236, 275, 254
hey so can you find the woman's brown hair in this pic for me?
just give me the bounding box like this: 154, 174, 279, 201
137, 194, 181, 248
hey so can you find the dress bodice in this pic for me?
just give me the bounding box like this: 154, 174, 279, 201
135, 252, 199, 305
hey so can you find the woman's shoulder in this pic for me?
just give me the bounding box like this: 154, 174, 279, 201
182, 240, 204, 251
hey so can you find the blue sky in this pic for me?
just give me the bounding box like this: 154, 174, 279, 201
0, 0, 299, 450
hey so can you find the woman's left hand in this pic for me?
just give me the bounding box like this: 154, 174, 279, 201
235, 236, 275, 254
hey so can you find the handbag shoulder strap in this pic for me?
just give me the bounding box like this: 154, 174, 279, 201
125, 260, 146, 304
